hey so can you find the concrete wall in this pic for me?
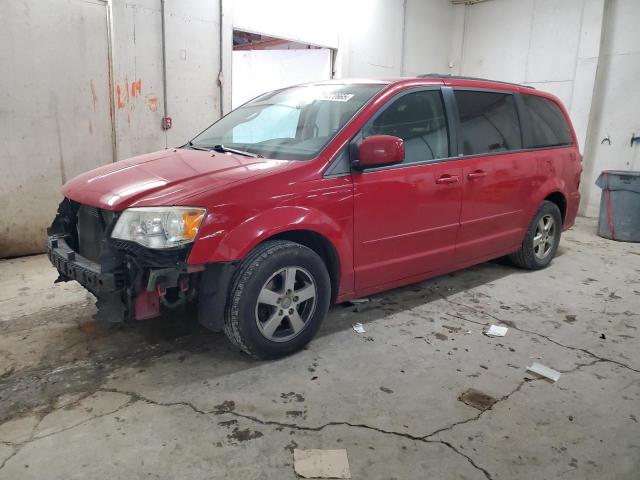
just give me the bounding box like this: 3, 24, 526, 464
402, 0, 457, 76
579, 0, 640, 216
445, 0, 640, 218
110, 0, 223, 159
1, 0, 226, 257
451, 0, 605, 152
336, 0, 405, 78
164, 0, 223, 145
110, 0, 165, 160
0, 0, 114, 258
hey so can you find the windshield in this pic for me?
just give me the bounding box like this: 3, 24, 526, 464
189, 84, 385, 160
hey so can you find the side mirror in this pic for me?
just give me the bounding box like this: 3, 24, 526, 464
354, 135, 404, 170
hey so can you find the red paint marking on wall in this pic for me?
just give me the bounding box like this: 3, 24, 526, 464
146, 95, 159, 112
90, 80, 98, 112
131, 79, 142, 97
124, 77, 130, 104
116, 84, 126, 109
115, 77, 144, 113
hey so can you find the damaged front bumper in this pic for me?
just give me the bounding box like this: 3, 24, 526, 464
46, 199, 203, 323
48, 236, 119, 292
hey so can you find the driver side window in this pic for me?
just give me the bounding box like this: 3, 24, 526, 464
362, 90, 449, 164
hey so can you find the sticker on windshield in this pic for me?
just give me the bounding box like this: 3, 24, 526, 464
316, 93, 354, 102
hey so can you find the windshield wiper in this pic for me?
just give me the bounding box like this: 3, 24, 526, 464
212, 144, 263, 158
185, 141, 210, 151
184, 141, 263, 158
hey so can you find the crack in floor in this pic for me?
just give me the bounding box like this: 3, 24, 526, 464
0, 391, 134, 472
0, 335, 620, 479
435, 294, 640, 374
0, 288, 634, 478
95, 386, 497, 479
7, 357, 602, 480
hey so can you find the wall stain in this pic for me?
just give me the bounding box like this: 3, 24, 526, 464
90, 80, 98, 112
50, 93, 67, 185
145, 95, 159, 112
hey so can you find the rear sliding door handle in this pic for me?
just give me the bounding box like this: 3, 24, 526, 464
435, 175, 460, 184
467, 170, 487, 179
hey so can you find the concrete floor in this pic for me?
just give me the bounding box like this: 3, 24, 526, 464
0, 217, 638, 480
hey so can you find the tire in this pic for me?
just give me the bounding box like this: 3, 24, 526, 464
223, 240, 331, 359
509, 201, 562, 270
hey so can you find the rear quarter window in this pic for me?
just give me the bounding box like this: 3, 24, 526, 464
521, 94, 573, 148
454, 90, 522, 156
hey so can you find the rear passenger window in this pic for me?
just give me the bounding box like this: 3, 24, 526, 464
521, 94, 573, 148
363, 90, 449, 163
454, 91, 522, 155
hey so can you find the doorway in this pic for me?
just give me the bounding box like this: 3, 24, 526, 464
232, 30, 333, 109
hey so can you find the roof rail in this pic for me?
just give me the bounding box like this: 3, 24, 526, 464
416, 73, 535, 90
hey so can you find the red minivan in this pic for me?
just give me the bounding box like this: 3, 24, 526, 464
48, 75, 582, 358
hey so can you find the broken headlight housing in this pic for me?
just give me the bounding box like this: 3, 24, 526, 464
111, 207, 206, 249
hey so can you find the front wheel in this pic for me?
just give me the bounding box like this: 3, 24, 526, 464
223, 240, 331, 359
509, 201, 562, 270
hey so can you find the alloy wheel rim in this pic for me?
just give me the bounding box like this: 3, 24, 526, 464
533, 214, 556, 260
255, 266, 317, 342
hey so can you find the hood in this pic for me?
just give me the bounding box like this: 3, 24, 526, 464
63, 149, 291, 210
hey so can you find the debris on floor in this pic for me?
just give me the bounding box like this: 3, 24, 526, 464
293, 449, 351, 479
443, 325, 463, 333
349, 298, 370, 305
527, 362, 561, 382
458, 388, 498, 411
484, 325, 509, 337
352, 323, 366, 334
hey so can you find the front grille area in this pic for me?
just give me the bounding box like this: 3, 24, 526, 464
77, 205, 110, 262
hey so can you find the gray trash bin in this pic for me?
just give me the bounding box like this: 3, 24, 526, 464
595, 170, 640, 242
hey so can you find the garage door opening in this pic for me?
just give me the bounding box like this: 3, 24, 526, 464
232, 30, 333, 109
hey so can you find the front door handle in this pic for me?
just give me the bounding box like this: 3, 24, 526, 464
435, 174, 460, 184
467, 170, 487, 179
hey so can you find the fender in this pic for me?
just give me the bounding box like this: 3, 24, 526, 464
188, 205, 354, 295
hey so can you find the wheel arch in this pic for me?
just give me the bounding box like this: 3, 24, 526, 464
526, 177, 568, 230
264, 230, 341, 303
543, 191, 567, 225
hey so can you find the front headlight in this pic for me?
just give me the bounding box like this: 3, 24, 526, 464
111, 207, 206, 249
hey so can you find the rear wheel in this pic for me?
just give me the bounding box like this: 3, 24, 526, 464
223, 240, 331, 359
509, 201, 562, 270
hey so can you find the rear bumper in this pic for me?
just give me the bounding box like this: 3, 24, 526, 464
47, 236, 119, 292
